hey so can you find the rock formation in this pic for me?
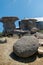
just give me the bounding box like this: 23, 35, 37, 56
30, 27, 39, 34
34, 32, 43, 39
13, 36, 39, 58
19, 19, 37, 30
0, 17, 19, 35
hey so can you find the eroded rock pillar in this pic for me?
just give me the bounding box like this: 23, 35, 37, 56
3, 21, 15, 35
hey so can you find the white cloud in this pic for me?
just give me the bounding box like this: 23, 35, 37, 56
35, 17, 43, 21
29, 17, 43, 21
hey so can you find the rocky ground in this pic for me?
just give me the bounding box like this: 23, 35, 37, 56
0, 37, 43, 65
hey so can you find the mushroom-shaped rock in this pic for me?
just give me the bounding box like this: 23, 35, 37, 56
13, 36, 39, 58
31, 27, 39, 34
34, 32, 43, 39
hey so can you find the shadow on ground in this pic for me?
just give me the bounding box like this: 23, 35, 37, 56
37, 53, 43, 58
10, 52, 37, 63
0, 40, 7, 44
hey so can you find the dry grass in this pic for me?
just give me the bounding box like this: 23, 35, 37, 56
0, 37, 43, 65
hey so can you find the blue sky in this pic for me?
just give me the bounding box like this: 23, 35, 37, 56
0, 0, 43, 32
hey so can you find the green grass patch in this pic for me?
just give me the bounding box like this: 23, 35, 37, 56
0, 32, 2, 34
39, 30, 43, 33
0, 32, 3, 37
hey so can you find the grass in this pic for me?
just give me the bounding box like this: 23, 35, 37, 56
0, 32, 3, 37
0, 32, 2, 34
39, 30, 43, 33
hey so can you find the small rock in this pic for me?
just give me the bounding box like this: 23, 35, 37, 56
38, 46, 43, 54
0, 38, 7, 43
31, 27, 39, 34
34, 32, 43, 39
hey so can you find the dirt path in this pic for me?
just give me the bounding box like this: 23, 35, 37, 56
0, 37, 43, 65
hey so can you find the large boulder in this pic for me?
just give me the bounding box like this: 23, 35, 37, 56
31, 27, 39, 34
13, 36, 39, 58
34, 32, 43, 39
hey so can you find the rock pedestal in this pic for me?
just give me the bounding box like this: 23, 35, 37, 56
3, 21, 15, 34
0, 17, 19, 35
19, 19, 37, 30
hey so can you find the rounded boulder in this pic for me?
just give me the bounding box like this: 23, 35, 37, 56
34, 32, 43, 39
0, 38, 7, 43
13, 36, 39, 58
31, 27, 39, 34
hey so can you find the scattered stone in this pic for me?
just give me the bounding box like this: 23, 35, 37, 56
31, 27, 39, 34
0, 38, 7, 43
38, 46, 43, 54
39, 42, 43, 46
34, 32, 43, 39
13, 36, 39, 58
